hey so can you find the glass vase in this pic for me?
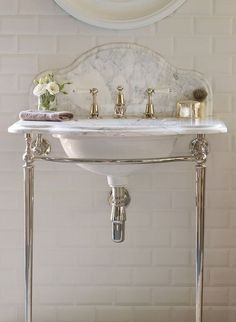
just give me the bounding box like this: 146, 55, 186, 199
38, 95, 57, 111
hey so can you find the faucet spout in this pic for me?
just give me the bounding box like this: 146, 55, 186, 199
114, 86, 126, 118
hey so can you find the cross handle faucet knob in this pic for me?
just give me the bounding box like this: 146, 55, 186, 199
145, 88, 156, 119
89, 88, 100, 119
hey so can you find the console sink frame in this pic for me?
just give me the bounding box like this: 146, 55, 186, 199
8, 123, 216, 322
8, 41, 227, 322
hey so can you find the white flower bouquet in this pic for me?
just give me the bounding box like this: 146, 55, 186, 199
33, 73, 70, 111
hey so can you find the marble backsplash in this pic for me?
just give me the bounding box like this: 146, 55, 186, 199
30, 43, 213, 117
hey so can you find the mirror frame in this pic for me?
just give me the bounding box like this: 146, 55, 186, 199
54, 0, 187, 30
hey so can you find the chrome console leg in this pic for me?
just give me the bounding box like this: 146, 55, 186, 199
190, 134, 209, 322
195, 160, 206, 322
23, 133, 34, 322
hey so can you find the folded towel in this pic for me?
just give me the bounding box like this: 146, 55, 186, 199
19, 110, 74, 122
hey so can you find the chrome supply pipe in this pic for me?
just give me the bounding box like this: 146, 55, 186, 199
109, 187, 130, 243
111, 205, 126, 243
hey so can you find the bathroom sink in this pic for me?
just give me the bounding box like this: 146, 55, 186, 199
8, 117, 227, 185
51, 118, 226, 184
53, 118, 176, 183
59, 135, 174, 178
55, 132, 175, 180
7, 43, 228, 245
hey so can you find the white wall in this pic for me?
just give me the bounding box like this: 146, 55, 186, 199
0, 0, 235, 321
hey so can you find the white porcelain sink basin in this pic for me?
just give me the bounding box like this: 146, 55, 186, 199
49, 117, 226, 185
56, 134, 175, 177
54, 118, 177, 185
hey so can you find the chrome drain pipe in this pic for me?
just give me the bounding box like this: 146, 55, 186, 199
108, 187, 130, 243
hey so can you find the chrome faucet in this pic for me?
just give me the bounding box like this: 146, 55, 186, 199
114, 86, 126, 118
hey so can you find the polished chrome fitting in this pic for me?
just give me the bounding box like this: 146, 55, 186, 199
114, 86, 126, 118
32, 134, 51, 157
89, 88, 100, 119
190, 134, 209, 164
108, 187, 130, 243
23, 133, 34, 165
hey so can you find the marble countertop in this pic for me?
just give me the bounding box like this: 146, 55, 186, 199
8, 117, 227, 137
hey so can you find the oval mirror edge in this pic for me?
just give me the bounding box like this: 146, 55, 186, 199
54, 0, 188, 30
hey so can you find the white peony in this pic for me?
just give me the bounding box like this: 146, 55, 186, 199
33, 83, 47, 97
46, 82, 60, 95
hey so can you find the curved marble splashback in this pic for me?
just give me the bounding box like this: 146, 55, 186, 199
30, 43, 213, 117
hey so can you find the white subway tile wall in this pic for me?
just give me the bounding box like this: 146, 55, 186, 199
0, 0, 235, 321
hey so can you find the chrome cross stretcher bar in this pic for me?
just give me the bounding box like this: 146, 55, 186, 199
36, 155, 195, 164
23, 133, 208, 322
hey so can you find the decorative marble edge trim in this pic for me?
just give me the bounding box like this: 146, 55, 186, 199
8, 119, 227, 136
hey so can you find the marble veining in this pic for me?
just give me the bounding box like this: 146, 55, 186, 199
29, 43, 213, 117
8, 118, 227, 137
